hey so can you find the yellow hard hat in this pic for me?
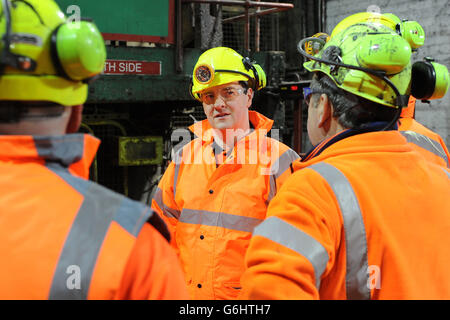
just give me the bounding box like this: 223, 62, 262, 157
330, 12, 425, 49
191, 47, 266, 101
299, 12, 447, 108
0, 0, 106, 106
330, 12, 398, 38
301, 18, 412, 108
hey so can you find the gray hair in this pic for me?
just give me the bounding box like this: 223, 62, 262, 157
309, 73, 397, 129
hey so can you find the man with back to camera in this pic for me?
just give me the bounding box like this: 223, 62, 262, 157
0, 0, 188, 299
309, 12, 450, 168
240, 12, 450, 299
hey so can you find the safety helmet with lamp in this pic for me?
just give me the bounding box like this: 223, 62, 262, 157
191, 47, 266, 101
298, 13, 449, 109
0, 0, 106, 106
326, 12, 448, 101
301, 21, 412, 108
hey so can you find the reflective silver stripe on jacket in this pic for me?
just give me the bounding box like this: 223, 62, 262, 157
444, 168, 450, 179
268, 148, 300, 202
179, 208, 263, 233
401, 131, 450, 167
309, 162, 370, 300
34, 135, 85, 167
253, 216, 329, 288
46, 166, 151, 299
153, 187, 181, 220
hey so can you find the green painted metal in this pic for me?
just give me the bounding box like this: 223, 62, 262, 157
88, 47, 201, 102
55, 0, 170, 37
118, 136, 164, 166
87, 47, 283, 103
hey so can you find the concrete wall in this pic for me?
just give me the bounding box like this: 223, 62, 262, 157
325, 0, 450, 147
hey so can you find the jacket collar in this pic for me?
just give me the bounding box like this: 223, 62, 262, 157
301, 122, 399, 162
188, 110, 274, 142
0, 134, 100, 178
400, 96, 416, 119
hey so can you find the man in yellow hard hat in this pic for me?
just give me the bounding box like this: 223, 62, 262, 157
329, 12, 449, 167
240, 12, 450, 299
0, 0, 188, 299
151, 46, 299, 300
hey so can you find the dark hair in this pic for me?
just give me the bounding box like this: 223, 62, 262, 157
310, 73, 397, 129
0, 101, 65, 123
239, 80, 249, 94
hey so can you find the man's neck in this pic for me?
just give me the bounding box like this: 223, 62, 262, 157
322, 119, 346, 143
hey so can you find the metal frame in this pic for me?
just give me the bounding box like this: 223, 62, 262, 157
176, 0, 294, 72
83, 120, 129, 197
183, 0, 293, 51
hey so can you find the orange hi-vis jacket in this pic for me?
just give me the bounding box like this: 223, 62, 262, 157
152, 111, 299, 300
399, 96, 450, 167
241, 127, 450, 299
0, 134, 188, 300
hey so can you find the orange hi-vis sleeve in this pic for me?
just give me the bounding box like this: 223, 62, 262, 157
241, 130, 450, 300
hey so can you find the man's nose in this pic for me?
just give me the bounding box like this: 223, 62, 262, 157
213, 95, 226, 109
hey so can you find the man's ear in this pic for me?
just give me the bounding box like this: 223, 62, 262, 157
318, 94, 332, 131
246, 88, 254, 109
66, 105, 84, 133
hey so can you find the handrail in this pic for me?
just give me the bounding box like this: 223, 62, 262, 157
181, 0, 294, 52
182, 0, 293, 9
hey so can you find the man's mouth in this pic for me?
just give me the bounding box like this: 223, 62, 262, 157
214, 113, 230, 119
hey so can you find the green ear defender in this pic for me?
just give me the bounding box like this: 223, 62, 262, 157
51, 21, 106, 82
411, 57, 449, 100
397, 20, 425, 49
242, 57, 267, 91
381, 13, 425, 49
251, 63, 267, 90
356, 34, 412, 75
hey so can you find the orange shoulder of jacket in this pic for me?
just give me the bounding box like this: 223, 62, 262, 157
399, 118, 443, 143
115, 223, 188, 300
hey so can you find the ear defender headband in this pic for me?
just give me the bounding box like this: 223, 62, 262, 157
191, 57, 267, 101
1, 0, 105, 83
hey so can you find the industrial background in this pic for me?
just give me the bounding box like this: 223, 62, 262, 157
54, 0, 450, 203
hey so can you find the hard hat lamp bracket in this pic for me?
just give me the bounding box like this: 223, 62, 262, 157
0, 0, 37, 74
